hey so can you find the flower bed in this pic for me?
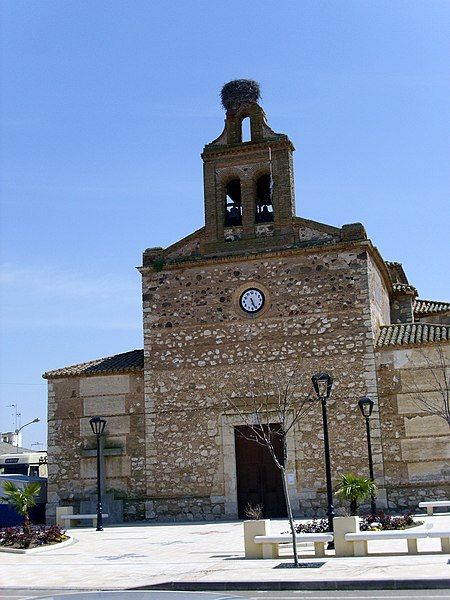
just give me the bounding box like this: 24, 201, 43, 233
359, 511, 422, 531
290, 512, 422, 535
0, 524, 68, 550
293, 518, 329, 534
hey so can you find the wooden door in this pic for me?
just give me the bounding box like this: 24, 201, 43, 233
234, 424, 287, 519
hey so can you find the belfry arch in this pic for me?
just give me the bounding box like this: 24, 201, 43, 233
224, 178, 242, 227
241, 116, 251, 142
255, 173, 274, 223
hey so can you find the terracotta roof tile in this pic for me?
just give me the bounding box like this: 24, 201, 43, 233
43, 349, 144, 379
376, 323, 450, 348
414, 299, 450, 316
392, 283, 418, 295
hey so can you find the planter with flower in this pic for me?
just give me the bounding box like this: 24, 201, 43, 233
0, 481, 69, 551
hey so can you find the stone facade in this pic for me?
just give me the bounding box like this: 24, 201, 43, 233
44, 82, 449, 522
139, 241, 391, 520
376, 345, 450, 509
46, 372, 145, 523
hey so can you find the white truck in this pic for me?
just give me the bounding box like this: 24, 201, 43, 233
0, 451, 48, 524
0, 451, 48, 478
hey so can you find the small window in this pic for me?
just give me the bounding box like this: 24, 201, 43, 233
255, 174, 274, 223
241, 117, 251, 142
225, 179, 242, 227
1, 464, 28, 475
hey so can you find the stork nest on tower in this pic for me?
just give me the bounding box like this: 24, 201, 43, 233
221, 79, 261, 110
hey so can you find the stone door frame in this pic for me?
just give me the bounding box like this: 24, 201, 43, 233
220, 412, 300, 518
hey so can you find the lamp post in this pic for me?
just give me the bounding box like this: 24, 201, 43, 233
311, 372, 335, 546
358, 397, 377, 515
89, 416, 107, 531
14, 418, 40, 453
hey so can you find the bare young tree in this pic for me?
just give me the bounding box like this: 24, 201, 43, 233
404, 345, 449, 427
219, 363, 314, 567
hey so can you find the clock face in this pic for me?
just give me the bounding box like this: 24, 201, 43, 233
239, 288, 265, 314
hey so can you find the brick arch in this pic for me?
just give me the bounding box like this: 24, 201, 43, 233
227, 103, 267, 144
250, 168, 274, 225
221, 175, 243, 228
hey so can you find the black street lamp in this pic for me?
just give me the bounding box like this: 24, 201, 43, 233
311, 372, 335, 546
89, 416, 107, 531
358, 397, 377, 515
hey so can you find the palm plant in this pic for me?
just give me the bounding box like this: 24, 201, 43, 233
335, 473, 377, 516
2, 481, 41, 524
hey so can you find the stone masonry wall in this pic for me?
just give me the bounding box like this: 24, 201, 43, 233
391, 294, 415, 324
375, 344, 450, 510
362, 252, 392, 506
46, 372, 145, 523
367, 253, 391, 333
416, 313, 450, 325
141, 242, 390, 520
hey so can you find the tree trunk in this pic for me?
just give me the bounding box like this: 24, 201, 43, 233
350, 499, 357, 516
280, 466, 299, 567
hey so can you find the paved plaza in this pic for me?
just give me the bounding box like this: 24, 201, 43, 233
0, 515, 449, 595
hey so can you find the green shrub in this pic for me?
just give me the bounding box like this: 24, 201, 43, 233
335, 473, 377, 516
2, 481, 41, 524
152, 258, 165, 272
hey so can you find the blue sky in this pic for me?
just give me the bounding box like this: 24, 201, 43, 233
1, 1, 449, 448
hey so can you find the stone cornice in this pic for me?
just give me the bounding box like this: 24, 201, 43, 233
201, 137, 294, 160
368, 244, 396, 295
163, 227, 205, 256
293, 216, 341, 236
392, 283, 418, 297
139, 238, 394, 294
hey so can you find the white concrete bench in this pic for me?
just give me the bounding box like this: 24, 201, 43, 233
418, 500, 450, 515
60, 513, 109, 528
254, 533, 333, 558
345, 529, 428, 556
426, 529, 450, 553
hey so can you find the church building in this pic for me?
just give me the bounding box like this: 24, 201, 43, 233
43, 81, 449, 524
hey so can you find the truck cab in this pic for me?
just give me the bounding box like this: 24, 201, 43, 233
0, 451, 48, 478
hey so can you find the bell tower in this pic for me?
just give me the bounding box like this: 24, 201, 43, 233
201, 80, 296, 254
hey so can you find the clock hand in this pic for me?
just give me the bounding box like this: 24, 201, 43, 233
250, 298, 257, 309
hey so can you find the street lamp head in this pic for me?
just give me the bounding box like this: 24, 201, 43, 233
358, 396, 374, 418
15, 417, 41, 434
89, 416, 107, 435
311, 372, 333, 400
